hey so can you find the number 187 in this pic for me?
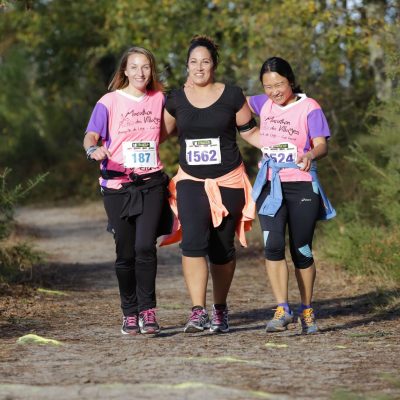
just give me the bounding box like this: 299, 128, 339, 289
132, 153, 150, 163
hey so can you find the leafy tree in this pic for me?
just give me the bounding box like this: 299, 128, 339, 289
0, 0, 398, 200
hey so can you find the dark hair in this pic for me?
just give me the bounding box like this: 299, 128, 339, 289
186, 35, 219, 70
108, 46, 163, 92
259, 57, 302, 93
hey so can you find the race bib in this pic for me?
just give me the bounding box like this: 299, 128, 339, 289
261, 142, 297, 163
122, 141, 157, 168
185, 138, 221, 165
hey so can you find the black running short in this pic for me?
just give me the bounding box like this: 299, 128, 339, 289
176, 180, 245, 264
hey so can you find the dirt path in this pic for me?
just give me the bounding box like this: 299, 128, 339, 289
0, 202, 399, 400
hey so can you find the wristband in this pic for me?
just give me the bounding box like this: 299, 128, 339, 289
86, 145, 98, 160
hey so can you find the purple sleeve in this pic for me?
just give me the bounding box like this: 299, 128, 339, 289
85, 102, 109, 140
308, 109, 330, 139
249, 94, 268, 116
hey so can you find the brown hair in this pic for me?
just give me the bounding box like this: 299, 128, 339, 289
186, 35, 219, 70
108, 46, 163, 92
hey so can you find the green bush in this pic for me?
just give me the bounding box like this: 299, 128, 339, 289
0, 168, 47, 282
321, 89, 400, 282
0, 168, 47, 239
0, 241, 42, 283
323, 217, 400, 282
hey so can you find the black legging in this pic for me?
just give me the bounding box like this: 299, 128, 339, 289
256, 181, 320, 268
103, 183, 165, 316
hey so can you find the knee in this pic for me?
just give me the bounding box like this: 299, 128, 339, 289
180, 232, 209, 258
135, 243, 156, 262
292, 244, 314, 269
209, 248, 235, 265
115, 257, 134, 271
208, 232, 236, 265
264, 230, 285, 260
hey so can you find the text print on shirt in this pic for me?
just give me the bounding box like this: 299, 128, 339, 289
263, 116, 300, 137
118, 108, 161, 134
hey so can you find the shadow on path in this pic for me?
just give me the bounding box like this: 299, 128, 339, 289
229, 289, 400, 334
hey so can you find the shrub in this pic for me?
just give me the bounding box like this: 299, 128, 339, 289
321, 89, 400, 283
0, 168, 47, 282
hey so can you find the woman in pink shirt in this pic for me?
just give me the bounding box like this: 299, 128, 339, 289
83, 47, 171, 336
248, 57, 334, 334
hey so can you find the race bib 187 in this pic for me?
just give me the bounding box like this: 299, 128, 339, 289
261, 142, 297, 163
185, 138, 222, 165
122, 141, 157, 168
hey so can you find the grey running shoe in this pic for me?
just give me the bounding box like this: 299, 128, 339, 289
210, 304, 229, 333
138, 308, 160, 334
299, 308, 318, 335
183, 307, 210, 333
266, 306, 294, 332
121, 315, 139, 335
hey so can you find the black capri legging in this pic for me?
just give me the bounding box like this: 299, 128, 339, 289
256, 181, 321, 269
176, 180, 245, 264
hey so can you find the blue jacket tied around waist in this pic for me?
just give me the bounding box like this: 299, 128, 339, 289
252, 157, 336, 220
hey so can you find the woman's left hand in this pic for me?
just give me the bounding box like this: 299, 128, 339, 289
296, 138, 328, 171
296, 153, 313, 172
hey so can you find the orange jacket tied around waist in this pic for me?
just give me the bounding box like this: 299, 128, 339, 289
160, 163, 255, 247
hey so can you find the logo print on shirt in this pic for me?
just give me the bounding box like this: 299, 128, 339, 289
118, 108, 161, 134
263, 116, 300, 137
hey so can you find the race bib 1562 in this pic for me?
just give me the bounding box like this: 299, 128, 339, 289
185, 138, 221, 165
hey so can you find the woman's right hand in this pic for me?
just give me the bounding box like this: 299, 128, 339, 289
84, 131, 111, 161
89, 146, 111, 161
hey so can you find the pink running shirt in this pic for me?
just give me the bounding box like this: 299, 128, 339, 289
86, 90, 164, 189
249, 93, 330, 182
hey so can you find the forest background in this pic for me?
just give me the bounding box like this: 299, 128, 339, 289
0, 0, 399, 284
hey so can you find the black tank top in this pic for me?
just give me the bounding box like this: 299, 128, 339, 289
165, 85, 246, 179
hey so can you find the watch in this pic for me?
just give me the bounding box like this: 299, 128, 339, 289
86, 145, 98, 160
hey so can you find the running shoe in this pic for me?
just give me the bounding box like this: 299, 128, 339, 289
299, 308, 318, 334
265, 306, 294, 332
138, 308, 160, 334
183, 307, 210, 333
210, 304, 229, 333
121, 315, 139, 335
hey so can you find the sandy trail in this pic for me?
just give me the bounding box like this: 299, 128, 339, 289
0, 202, 399, 400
